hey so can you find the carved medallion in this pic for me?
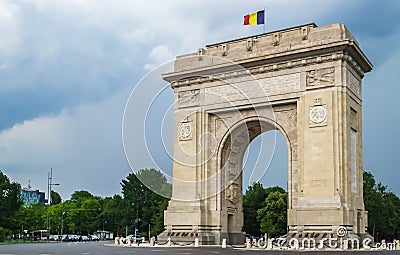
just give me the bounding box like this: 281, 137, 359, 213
178, 122, 192, 140
310, 106, 327, 124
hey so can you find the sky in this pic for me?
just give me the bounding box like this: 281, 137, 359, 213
0, 0, 399, 200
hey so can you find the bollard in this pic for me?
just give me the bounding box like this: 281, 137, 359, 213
266, 238, 273, 250
342, 239, 348, 250
381, 240, 387, 250
222, 238, 227, 248
114, 236, 120, 245
195, 238, 199, 247
150, 237, 155, 246
167, 237, 171, 247
246, 238, 251, 249
126, 238, 132, 246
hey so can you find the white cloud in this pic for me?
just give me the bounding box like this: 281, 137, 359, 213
0, 1, 21, 57
144, 45, 173, 71
1, 0, 400, 198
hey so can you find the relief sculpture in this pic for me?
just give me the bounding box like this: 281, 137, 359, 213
226, 183, 239, 204
306, 67, 335, 86
178, 89, 199, 107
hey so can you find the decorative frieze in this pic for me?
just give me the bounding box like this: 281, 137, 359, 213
306, 67, 335, 87
178, 89, 199, 108
171, 52, 364, 88
205, 73, 300, 104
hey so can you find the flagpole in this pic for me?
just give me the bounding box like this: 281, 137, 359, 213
263, 7, 266, 34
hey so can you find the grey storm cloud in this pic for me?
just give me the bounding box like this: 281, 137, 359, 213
0, 0, 399, 199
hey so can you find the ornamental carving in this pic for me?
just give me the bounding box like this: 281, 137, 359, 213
178, 89, 199, 108
226, 183, 239, 204
310, 105, 327, 124
178, 122, 192, 140
306, 67, 335, 86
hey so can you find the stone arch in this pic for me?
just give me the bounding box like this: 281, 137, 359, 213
158, 23, 372, 245
216, 113, 295, 243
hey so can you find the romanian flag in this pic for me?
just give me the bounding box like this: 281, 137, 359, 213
243, 10, 265, 26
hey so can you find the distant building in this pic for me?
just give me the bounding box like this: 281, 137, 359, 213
20, 188, 46, 205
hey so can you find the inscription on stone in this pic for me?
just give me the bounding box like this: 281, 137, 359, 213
347, 71, 361, 97
205, 73, 300, 103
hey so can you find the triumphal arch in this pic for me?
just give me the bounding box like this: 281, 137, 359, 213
158, 23, 372, 244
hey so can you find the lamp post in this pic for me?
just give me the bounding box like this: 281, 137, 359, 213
61, 211, 66, 236
47, 168, 60, 233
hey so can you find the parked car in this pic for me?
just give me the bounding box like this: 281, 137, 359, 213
127, 234, 142, 243
49, 235, 60, 241
81, 235, 89, 242
61, 234, 70, 242
89, 235, 99, 241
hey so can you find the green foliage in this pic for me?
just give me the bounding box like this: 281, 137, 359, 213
13, 204, 47, 232
121, 169, 171, 236
0, 169, 170, 240
243, 183, 286, 237
50, 190, 62, 205
243, 183, 267, 236
70, 190, 94, 202
0, 226, 11, 242
363, 171, 400, 241
0, 170, 23, 230
257, 189, 287, 237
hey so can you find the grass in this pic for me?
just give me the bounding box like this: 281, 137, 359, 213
1, 239, 50, 245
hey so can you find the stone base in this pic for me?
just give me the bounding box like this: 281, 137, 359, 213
157, 231, 245, 245
157, 231, 215, 245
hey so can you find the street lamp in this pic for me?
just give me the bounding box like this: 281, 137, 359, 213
47, 168, 60, 233
47, 168, 60, 205
61, 211, 66, 236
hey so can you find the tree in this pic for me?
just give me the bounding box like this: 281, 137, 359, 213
0, 171, 23, 230
121, 169, 171, 236
243, 183, 286, 237
51, 190, 62, 205
257, 189, 287, 237
100, 195, 126, 235
243, 183, 267, 237
13, 204, 47, 234
363, 171, 400, 241
70, 190, 94, 202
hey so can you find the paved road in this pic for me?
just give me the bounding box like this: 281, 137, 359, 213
1, 241, 400, 255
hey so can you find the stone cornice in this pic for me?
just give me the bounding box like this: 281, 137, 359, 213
170, 51, 364, 89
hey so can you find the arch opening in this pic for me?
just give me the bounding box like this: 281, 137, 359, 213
219, 118, 292, 243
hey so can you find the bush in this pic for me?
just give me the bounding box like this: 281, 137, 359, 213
0, 227, 11, 242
